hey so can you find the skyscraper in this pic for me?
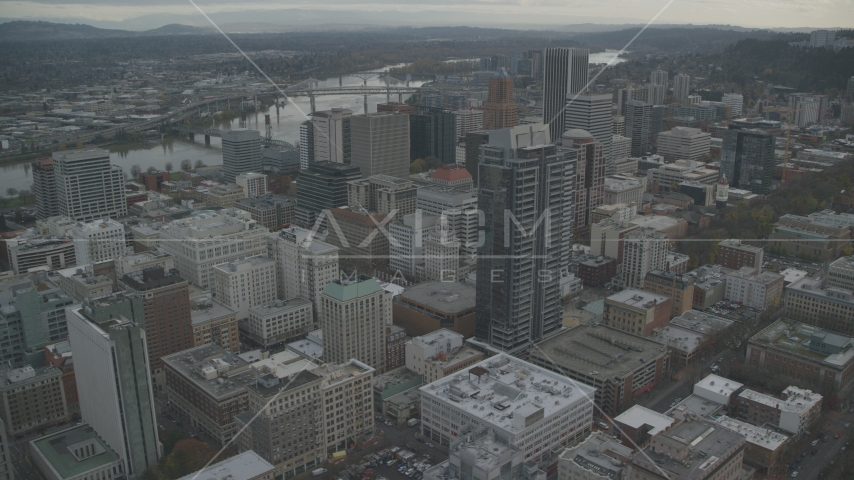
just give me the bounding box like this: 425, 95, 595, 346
410, 110, 457, 164
312, 108, 352, 164
561, 129, 605, 240
483, 69, 518, 130
564, 94, 613, 172
299, 120, 314, 170
32, 157, 58, 220
619, 228, 668, 289
53, 148, 127, 221
119, 266, 193, 390
542, 47, 589, 141
646, 83, 666, 106
722, 93, 744, 117
673, 74, 691, 103
67, 294, 161, 479
721, 127, 776, 195
624, 100, 652, 157
222, 128, 262, 182
650, 69, 668, 88
294, 162, 363, 227
350, 112, 410, 179
272, 226, 339, 314
475, 124, 575, 355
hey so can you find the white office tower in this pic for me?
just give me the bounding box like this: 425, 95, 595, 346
673, 74, 691, 103
320, 275, 392, 370
650, 69, 668, 88
350, 112, 410, 179
67, 299, 161, 479
235, 172, 268, 198
272, 226, 339, 312
424, 218, 461, 282
388, 212, 439, 278
542, 47, 590, 142
454, 109, 484, 138
810, 29, 836, 47
620, 228, 668, 289
53, 148, 127, 222
211, 256, 277, 320
646, 83, 666, 106
312, 108, 352, 164
612, 135, 631, 163
564, 94, 614, 173
624, 100, 652, 157
722, 93, 744, 117
299, 120, 314, 170
420, 354, 595, 467
221, 128, 262, 182
71, 218, 130, 265
656, 126, 712, 162
787, 93, 828, 127
416, 186, 479, 259
158, 209, 269, 288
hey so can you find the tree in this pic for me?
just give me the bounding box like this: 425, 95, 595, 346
194, 159, 206, 169
130, 165, 142, 179
6, 188, 17, 197
165, 162, 174, 173
180, 159, 192, 172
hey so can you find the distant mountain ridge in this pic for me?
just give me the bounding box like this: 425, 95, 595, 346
0, 20, 215, 41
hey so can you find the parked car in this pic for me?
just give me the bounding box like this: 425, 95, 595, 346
811, 439, 819, 446
426, 442, 435, 448
791, 472, 798, 478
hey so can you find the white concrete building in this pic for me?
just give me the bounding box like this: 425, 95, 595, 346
71, 218, 130, 265
612, 135, 631, 163
53, 149, 127, 222
405, 329, 483, 383
211, 256, 277, 321
737, 387, 822, 434
558, 431, 632, 480
647, 160, 719, 187
724, 267, 784, 310
722, 93, 744, 117
620, 228, 668, 289
235, 172, 268, 198
158, 209, 269, 288
116, 249, 174, 278
417, 186, 479, 257
673, 74, 690, 103
222, 128, 262, 182
454, 109, 484, 138
656, 127, 711, 163
693, 374, 743, 407
312, 108, 352, 164
244, 298, 313, 348
424, 219, 461, 282
419, 354, 596, 466
604, 175, 646, 210
269, 226, 339, 311
388, 213, 438, 278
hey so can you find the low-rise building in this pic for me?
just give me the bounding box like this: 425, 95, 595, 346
211, 256, 277, 321
717, 239, 764, 272
30, 424, 125, 480
576, 255, 618, 288
558, 431, 632, 480
603, 289, 672, 337
243, 298, 313, 348
604, 175, 646, 210
393, 281, 476, 338
651, 310, 733, 365
613, 405, 675, 449
233, 194, 295, 231
405, 329, 483, 383
736, 386, 822, 435
714, 415, 788, 476
686, 265, 730, 309
56, 266, 112, 301
235, 172, 268, 199
190, 296, 239, 352
529, 324, 669, 418
425, 429, 547, 480
769, 214, 851, 262
420, 354, 596, 467
70, 218, 129, 265
0, 365, 68, 437
827, 255, 854, 291
7, 235, 76, 274
725, 267, 783, 311
785, 276, 854, 336
643, 270, 695, 319
373, 367, 423, 422
204, 183, 245, 208
747, 318, 854, 392
286, 329, 323, 362
692, 374, 743, 407
176, 451, 275, 480
627, 418, 746, 480
385, 325, 407, 371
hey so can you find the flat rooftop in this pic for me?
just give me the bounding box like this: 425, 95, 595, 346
311, 360, 374, 387
30, 424, 120, 479
667, 394, 725, 420
606, 289, 669, 309
749, 318, 854, 367
695, 374, 743, 398
373, 367, 422, 391
190, 297, 236, 325
532, 324, 669, 378
249, 297, 312, 317
398, 281, 476, 313
639, 419, 745, 480
561, 432, 632, 479
176, 450, 274, 480
715, 416, 788, 451
739, 387, 821, 414
161, 344, 256, 399
420, 353, 596, 434
653, 311, 734, 354
614, 405, 674, 435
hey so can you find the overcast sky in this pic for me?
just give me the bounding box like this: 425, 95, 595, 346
1, 0, 851, 29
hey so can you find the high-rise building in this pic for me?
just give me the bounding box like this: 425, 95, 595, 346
453, 109, 484, 139
270, 226, 339, 313
561, 129, 605, 239
424, 218, 461, 282
722, 93, 744, 117
319, 275, 392, 370
158, 209, 270, 288
312, 108, 352, 165
646, 83, 666, 106
410, 110, 456, 164
613, 115, 625, 136
619, 228, 668, 289
417, 186, 480, 258
32, 157, 58, 220
67, 296, 161, 479
120, 266, 193, 390
542, 47, 589, 141
475, 124, 575, 354
245, 298, 313, 348
650, 69, 668, 88
71, 217, 130, 265
564, 94, 613, 173
388, 213, 438, 278
787, 93, 828, 127
0, 419, 10, 479
720, 127, 776, 194
673, 74, 691, 103
294, 162, 362, 227
350, 113, 410, 179
483, 69, 518, 130
53, 148, 127, 221
299, 120, 314, 170
235, 172, 268, 198
657, 127, 712, 162
810, 29, 836, 47
211, 256, 277, 321
624, 100, 652, 157
612, 134, 630, 163
347, 175, 417, 217
222, 128, 262, 182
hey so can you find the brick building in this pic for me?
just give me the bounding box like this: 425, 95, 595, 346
385, 325, 406, 371
717, 239, 764, 271
138, 171, 171, 191
603, 289, 672, 337
643, 270, 695, 319
43, 341, 79, 416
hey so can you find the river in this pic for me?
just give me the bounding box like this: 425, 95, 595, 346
1, 53, 627, 195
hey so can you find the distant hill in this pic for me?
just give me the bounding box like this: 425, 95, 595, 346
0, 20, 214, 42
571, 27, 800, 53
